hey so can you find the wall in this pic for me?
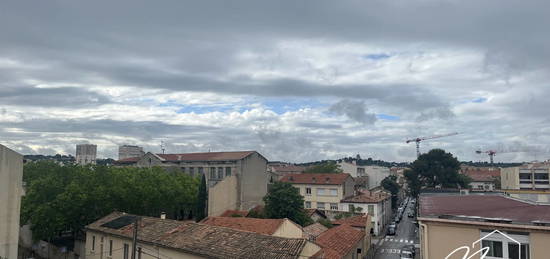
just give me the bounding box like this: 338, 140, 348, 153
364, 166, 390, 190
0, 145, 23, 259
501, 167, 519, 190
421, 222, 481, 259
239, 152, 268, 211
342, 237, 367, 259
208, 175, 239, 216
530, 231, 550, 259
136, 153, 163, 168
295, 183, 343, 211
337, 161, 358, 178
298, 242, 321, 259
272, 219, 304, 238
85, 231, 205, 259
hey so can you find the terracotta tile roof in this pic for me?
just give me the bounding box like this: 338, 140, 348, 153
200, 216, 285, 235
332, 214, 370, 228
315, 224, 365, 259
114, 157, 141, 164
341, 191, 390, 203
304, 209, 326, 218
460, 168, 500, 182
280, 173, 352, 185
303, 223, 328, 240
419, 195, 550, 224
219, 210, 249, 217
87, 212, 308, 259
157, 151, 256, 161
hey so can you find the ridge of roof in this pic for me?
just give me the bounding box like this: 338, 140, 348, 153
280, 173, 352, 185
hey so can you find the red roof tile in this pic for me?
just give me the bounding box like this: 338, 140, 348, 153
114, 157, 141, 164
341, 191, 390, 203
315, 224, 365, 259
219, 210, 249, 217
157, 151, 256, 161
419, 195, 550, 223
332, 214, 370, 228
280, 173, 352, 185
200, 217, 285, 235
303, 223, 328, 239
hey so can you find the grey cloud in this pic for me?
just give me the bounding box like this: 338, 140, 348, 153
415, 107, 455, 122
329, 100, 377, 125
0, 85, 111, 107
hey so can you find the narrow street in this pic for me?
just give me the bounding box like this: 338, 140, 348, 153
374, 199, 419, 259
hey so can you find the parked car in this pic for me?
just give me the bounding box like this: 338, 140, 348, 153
394, 216, 400, 223
387, 226, 396, 235
401, 245, 415, 257
400, 247, 414, 259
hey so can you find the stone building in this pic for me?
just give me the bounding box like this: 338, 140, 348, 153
0, 145, 23, 259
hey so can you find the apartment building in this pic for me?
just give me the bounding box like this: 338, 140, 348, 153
268, 163, 306, 181
76, 144, 97, 165
86, 212, 321, 259
460, 167, 501, 191
502, 165, 550, 190
418, 194, 550, 259
115, 151, 268, 216
280, 173, 354, 212
339, 191, 392, 236
118, 145, 144, 160
337, 161, 389, 189
0, 145, 23, 259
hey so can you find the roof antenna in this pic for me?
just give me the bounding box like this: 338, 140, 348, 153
160, 141, 166, 154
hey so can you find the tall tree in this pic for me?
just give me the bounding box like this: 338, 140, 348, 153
263, 182, 312, 226
381, 175, 400, 208
195, 174, 208, 222
304, 162, 343, 174
405, 149, 470, 197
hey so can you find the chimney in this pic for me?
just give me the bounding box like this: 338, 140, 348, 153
160, 212, 166, 219
325, 177, 330, 183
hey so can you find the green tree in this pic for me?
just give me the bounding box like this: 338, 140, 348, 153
381, 175, 400, 208
21, 161, 199, 241
317, 218, 333, 228
304, 162, 343, 174
195, 174, 208, 222
263, 182, 313, 226
405, 149, 470, 197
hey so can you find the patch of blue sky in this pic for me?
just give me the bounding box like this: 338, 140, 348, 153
363, 53, 391, 60
377, 114, 400, 121
262, 98, 325, 114
471, 97, 487, 103
175, 105, 235, 114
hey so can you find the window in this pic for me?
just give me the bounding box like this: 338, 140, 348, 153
482, 240, 503, 258
306, 187, 312, 195
317, 202, 326, 209
368, 205, 375, 216
225, 167, 232, 177
329, 188, 338, 196
218, 167, 224, 179
198, 167, 204, 175
137, 247, 142, 259
109, 240, 113, 256
317, 188, 325, 196
189, 167, 195, 176
181, 167, 186, 174
123, 244, 129, 259
92, 236, 95, 251
210, 167, 216, 178
508, 243, 530, 259
330, 203, 338, 210
305, 201, 312, 208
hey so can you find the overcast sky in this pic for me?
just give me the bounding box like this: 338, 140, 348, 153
1, 0, 550, 162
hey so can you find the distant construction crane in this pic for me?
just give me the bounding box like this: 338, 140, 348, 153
475, 150, 497, 164
406, 132, 460, 157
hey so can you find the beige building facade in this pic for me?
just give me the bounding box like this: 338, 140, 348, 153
502, 165, 550, 191
0, 145, 23, 259
118, 151, 269, 216
76, 144, 97, 165
280, 173, 354, 212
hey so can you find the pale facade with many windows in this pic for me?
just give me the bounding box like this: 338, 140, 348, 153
280, 173, 354, 212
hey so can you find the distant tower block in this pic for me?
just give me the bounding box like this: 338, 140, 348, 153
118, 145, 145, 160
76, 144, 97, 165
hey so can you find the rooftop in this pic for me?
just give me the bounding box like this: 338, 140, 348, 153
87, 212, 309, 259
303, 223, 328, 240
157, 151, 256, 161
332, 214, 370, 228
219, 210, 249, 217
200, 216, 286, 235
419, 194, 550, 225
341, 191, 390, 203
315, 224, 365, 259
461, 168, 500, 182
280, 173, 352, 185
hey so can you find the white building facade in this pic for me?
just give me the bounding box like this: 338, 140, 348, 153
118, 145, 144, 160
0, 145, 23, 259
76, 144, 97, 165
338, 161, 390, 189
339, 191, 392, 236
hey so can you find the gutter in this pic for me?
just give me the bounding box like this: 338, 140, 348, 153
417, 217, 550, 231
419, 222, 428, 259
